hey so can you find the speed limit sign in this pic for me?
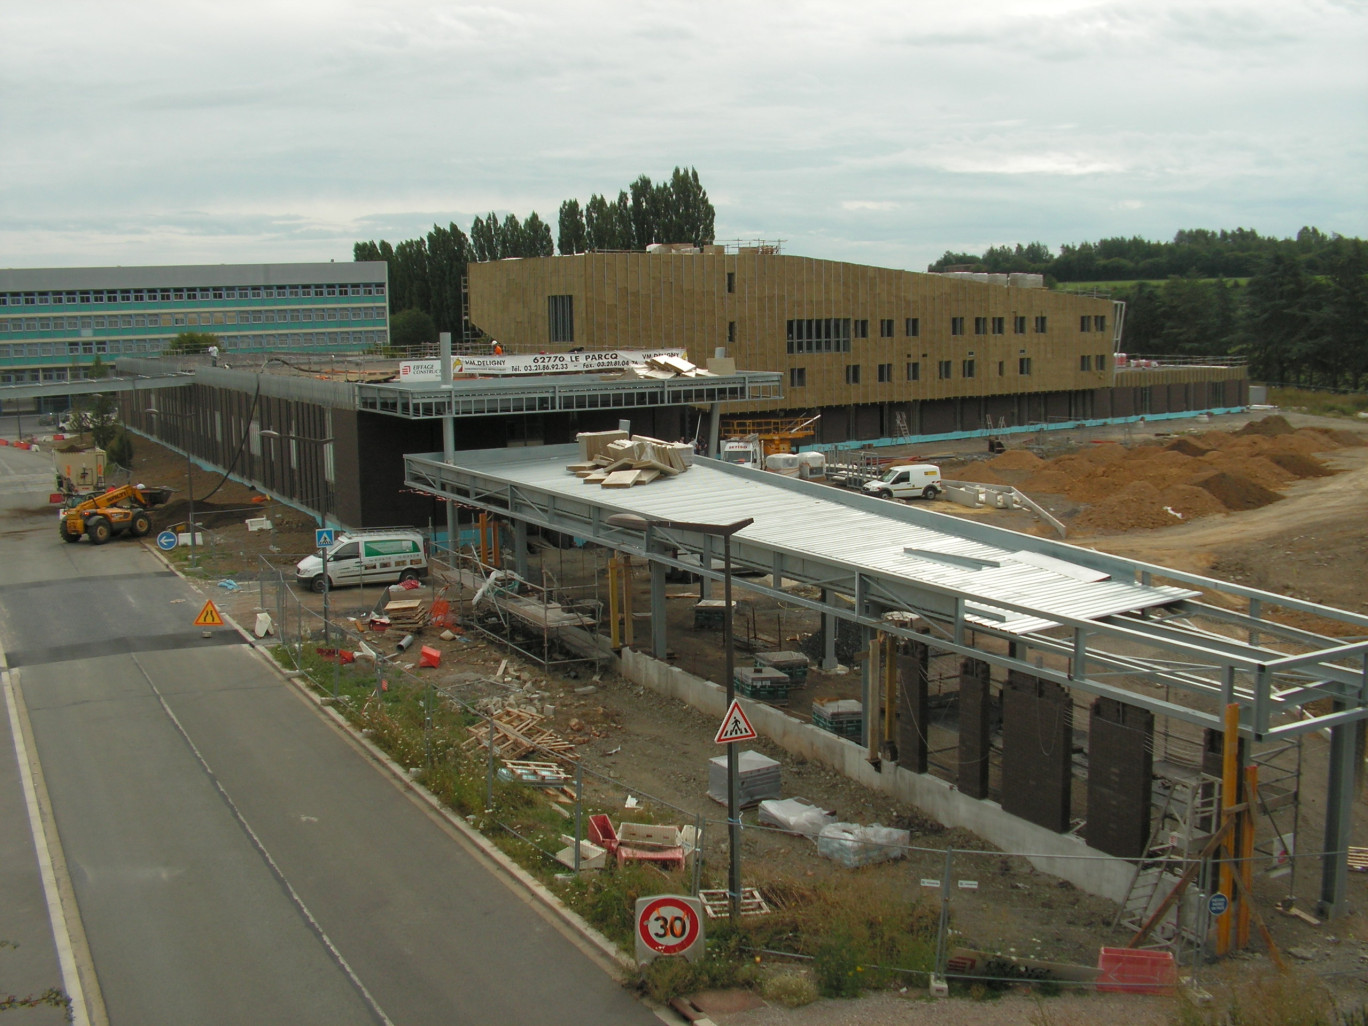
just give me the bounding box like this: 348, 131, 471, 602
635, 895, 705, 964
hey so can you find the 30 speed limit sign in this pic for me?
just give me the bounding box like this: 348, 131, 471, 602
635, 895, 705, 964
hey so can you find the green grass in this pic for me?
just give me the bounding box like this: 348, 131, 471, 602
1266, 386, 1368, 418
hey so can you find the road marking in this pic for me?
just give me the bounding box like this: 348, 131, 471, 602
2, 654, 96, 1026
129, 654, 395, 1026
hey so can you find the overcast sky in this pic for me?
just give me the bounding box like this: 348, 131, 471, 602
3, 0, 1364, 274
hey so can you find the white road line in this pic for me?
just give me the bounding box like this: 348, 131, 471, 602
1, 655, 92, 1026
129, 654, 396, 1026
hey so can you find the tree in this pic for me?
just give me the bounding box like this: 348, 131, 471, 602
522, 212, 554, 257
106, 428, 134, 469
1240, 253, 1313, 384
389, 308, 437, 352
557, 199, 587, 255
88, 353, 111, 379
391, 238, 431, 315
470, 213, 500, 262
669, 166, 714, 246
584, 193, 614, 251
426, 222, 471, 335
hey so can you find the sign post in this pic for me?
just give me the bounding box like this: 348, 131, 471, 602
316, 528, 335, 643
635, 895, 705, 965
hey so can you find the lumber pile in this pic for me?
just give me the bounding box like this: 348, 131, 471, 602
612, 352, 714, 381
567, 431, 693, 488
463, 705, 579, 763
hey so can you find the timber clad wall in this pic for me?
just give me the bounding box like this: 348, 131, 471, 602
470, 251, 1118, 411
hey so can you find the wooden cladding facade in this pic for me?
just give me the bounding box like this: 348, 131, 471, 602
468, 250, 1120, 413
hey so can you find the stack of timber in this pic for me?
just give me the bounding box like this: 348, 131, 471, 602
567, 431, 693, 488
612, 352, 715, 381
463, 705, 578, 764
381, 597, 429, 636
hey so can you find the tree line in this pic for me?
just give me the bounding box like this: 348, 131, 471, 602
353, 167, 715, 346
929, 226, 1349, 283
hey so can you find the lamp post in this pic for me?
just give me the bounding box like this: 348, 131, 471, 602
146, 407, 196, 566
606, 512, 753, 923
261, 428, 335, 641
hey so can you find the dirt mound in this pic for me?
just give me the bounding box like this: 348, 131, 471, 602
986, 449, 1044, 471
1164, 437, 1212, 457
1327, 429, 1367, 447
1160, 483, 1227, 520
1238, 414, 1295, 436
1021, 469, 1072, 494
1196, 453, 1294, 490
951, 463, 1007, 485
1189, 470, 1284, 511
1073, 481, 1186, 532
1266, 451, 1335, 478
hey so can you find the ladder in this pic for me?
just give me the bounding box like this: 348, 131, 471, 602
1115, 761, 1223, 954
894, 411, 910, 440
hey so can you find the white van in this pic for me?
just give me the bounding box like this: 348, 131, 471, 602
862, 464, 943, 501
295, 529, 428, 592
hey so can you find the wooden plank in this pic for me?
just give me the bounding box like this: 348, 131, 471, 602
602, 470, 641, 488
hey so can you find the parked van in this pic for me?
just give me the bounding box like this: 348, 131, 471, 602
862, 464, 942, 501
295, 528, 427, 592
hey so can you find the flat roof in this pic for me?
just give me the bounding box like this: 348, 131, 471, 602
0, 262, 387, 291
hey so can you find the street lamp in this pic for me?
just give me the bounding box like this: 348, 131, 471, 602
261, 428, 335, 640
146, 407, 197, 566
606, 512, 754, 923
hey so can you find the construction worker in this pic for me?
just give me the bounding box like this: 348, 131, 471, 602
491, 340, 504, 356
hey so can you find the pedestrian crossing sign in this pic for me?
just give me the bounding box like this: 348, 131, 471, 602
714, 698, 758, 745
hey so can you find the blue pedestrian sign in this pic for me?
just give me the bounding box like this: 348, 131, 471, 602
315, 528, 336, 547
1208, 893, 1230, 917
156, 530, 178, 551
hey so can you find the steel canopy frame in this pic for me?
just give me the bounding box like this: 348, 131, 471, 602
404, 445, 1368, 743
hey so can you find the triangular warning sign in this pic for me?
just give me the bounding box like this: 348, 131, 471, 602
193, 600, 223, 627
714, 698, 758, 745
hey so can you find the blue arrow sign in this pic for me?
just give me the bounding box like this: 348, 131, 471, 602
315, 528, 336, 547
156, 530, 178, 551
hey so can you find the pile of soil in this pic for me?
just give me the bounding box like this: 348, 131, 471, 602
998, 416, 1352, 534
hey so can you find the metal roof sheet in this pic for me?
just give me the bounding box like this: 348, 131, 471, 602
434, 445, 1199, 634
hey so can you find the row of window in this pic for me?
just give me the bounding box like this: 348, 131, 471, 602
783, 313, 1095, 352
789, 354, 1095, 387
0, 306, 387, 334
1080, 315, 1108, 332
0, 330, 388, 362
0, 283, 386, 307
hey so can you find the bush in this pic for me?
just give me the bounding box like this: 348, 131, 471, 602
813, 930, 865, 998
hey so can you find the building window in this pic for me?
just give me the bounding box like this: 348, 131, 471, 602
1019, 357, 1033, 375
938, 360, 953, 379
1034, 315, 1048, 333
845, 364, 861, 384
728, 321, 736, 343
1080, 355, 1093, 371
548, 294, 574, 343
877, 362, 893, 382
974, 317, 987, 335
962, 359, 976, 378
1080, 315, 1091, 332
998, 360, 1005, 376
1014, 315, 1026, 334
789, 367, 806, 388
950, 316, 964, 336
854, 319, 869, 339
879, 319, 894, 338
786, 318, 853, 354
907, 361, 920, 381
1095, 315, 1107, 332
992, 317, 1004, 334
906, 317, 920, 337
1097, 353, 1107, 369
726, 272, 735, 293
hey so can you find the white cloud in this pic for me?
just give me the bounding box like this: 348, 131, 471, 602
0, 0, 1363, 270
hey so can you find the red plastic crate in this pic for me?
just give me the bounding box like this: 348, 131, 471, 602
1096, 947, 1177, 995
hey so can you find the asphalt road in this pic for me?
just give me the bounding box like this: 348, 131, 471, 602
0, 443, 665, 1026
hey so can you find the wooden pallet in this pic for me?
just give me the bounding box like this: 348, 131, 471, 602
698, 888, 771, 918
462, 707, 579, 763
1349, 846, 1368, 873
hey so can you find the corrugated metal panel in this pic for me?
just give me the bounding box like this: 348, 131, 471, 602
442, 446, 1198, 633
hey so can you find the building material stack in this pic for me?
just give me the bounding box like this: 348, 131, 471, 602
708, 749, 781, 807
567, 431, 693, 488
754, 651, 810, 685
734, 665, 792, 705
812, 698, 863, 739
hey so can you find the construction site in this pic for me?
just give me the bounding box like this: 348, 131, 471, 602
75, 400, 1364, 1018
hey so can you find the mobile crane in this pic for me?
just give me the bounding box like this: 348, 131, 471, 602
59, 483, 173, 545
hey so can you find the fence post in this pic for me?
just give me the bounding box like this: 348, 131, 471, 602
424, 683, 433, 769
934, 848, 954, 985
573, 762, 584, 874
485, 715, 496, 811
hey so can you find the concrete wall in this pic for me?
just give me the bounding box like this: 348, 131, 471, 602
620, 647, 1135, 903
